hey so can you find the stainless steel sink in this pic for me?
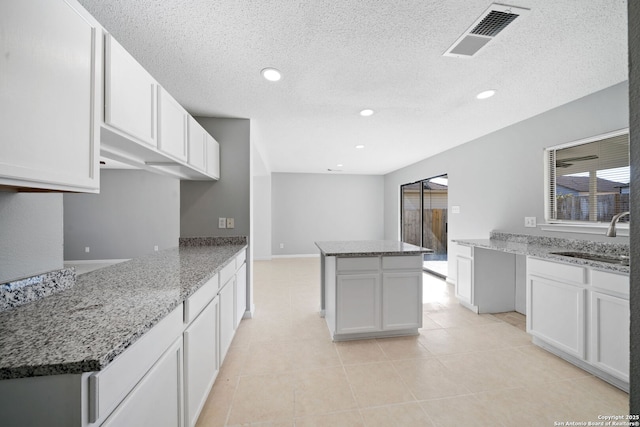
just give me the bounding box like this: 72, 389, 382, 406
550, 251, 630, 266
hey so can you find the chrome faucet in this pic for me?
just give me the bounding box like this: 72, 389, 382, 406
606, 211, 630, 237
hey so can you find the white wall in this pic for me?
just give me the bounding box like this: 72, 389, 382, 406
252, 142, 272, 260
271, 173, 384, 256
64, 170, 180, 260
0, 193, 63, 283
384, 82, 630, 275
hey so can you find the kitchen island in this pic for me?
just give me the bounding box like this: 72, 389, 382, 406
315, 240, 432, 341
0, 237, 248, 427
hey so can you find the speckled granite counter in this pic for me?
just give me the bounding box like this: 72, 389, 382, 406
0, 240, 247, 380
315, 240, 433, 257
454, 232, 629, 274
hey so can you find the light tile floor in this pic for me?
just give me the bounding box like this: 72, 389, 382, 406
196, 258, 628, 427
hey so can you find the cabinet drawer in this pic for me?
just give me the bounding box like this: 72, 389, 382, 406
528, 257, 586, 284
337, 257, 380, 273
89, 305, 183, 423
591, 269, 629, 297
236, 250, 246, 268
219, 260, 236, 287
457, 244, 473, 258
382, 255, 421, 270
184, 274, 218, 324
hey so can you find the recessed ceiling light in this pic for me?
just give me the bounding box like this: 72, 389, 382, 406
337, 164, 344, 167
355, 145, 365, 149
360, 109, 374, 116
261, 67, 281, 82
476, 90, 496, 100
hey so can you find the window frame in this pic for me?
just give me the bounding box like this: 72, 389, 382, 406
543, 128, 629, 235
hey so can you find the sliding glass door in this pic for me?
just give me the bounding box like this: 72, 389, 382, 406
401, 175, 448, 277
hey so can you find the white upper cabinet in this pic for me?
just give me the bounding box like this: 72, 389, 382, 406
104, 34, 157, 148
206, 134, 221, 179
0, 0, 100, 192
187, 117, 207, 172
158, 87, 188, 163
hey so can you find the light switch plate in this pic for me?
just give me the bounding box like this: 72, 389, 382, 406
226, 217, 235, 229
524, 217, 537, 228
452, 206, 461, 214
218, 217, 227, 228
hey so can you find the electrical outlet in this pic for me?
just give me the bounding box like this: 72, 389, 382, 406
218, 217, 227, 229
524, 217, 537, 228
85, 246, 90, 253
280, 243, 284, 249
226, 217, 235, 229
154, 245, 159, 251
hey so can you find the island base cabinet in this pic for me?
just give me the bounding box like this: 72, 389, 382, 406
527, 276, 586, 359
336, 274, 381, 334
184, 297, 219, 427
102, 337, 184, 427
590, 292, 630, 382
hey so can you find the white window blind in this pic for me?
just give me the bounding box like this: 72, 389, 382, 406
548, 132, 629, 223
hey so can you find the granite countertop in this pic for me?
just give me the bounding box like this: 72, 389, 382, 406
315, 240, 433, 257
454, 232, 629, 274
0, 240, 247, 380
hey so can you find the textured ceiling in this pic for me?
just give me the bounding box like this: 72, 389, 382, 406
79, 0, 628, 175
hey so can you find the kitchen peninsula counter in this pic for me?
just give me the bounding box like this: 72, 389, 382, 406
315, 240, 432, 341
0, 239, 247, 380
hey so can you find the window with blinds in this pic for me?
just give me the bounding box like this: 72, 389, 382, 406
547, 130, 629, 223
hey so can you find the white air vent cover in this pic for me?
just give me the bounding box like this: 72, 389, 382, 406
443, 3, 530, 58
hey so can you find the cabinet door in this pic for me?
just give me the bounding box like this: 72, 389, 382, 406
336, 274, 381, 334
206, 134, 220, 179
104, 34, 157, 148
187, 117, 207, 172
158, 87, 188, 162
527, 275, 586, 359
184, 297, 218, 427
0, 0, 99, 192
590, 291, 629, 382
382, 271, 422, 330
219, 279, 235, 362
102, 338, 183, 427
455, 256, 473, 304
235, 263, 247, 328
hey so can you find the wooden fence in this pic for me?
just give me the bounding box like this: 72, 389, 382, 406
556, 194, 629, 222
402, 209, 448, 254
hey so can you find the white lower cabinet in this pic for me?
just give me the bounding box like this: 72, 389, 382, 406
590, 291, 629, 382
382, 271, 422, 330
336, 273, 381, 334
455, 254, 473, 306
184, 297, 219, 427
102, 338, 183, 427
527, 275, 586, 358
235, 263, 247, 328
219, 278, 235, 362
527, 257, 629, 390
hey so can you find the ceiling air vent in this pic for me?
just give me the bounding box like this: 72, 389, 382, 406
443, 3, 529, 58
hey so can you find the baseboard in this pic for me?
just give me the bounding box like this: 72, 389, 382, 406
253, 256, 273, 261
271, 254, 320, 259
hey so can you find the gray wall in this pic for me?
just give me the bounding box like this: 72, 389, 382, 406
384, 81, 630, 245
0, 193, 63, 283
271, 173, 384, 256
628, 0, 639, 412
181, 118, 251, 238
63, 170, 180, 260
